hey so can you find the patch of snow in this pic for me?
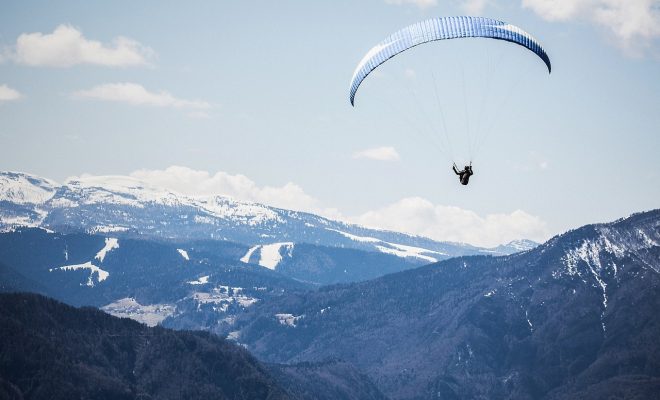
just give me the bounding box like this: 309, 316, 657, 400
101, 298, 175, 327
0, 215, 41, 228
637, 228, 659, 248
50, 261, 109, 287
561, 238, 619, 331
236, 296, 258, 307
49, 197, 78, 208
599, 234, 626, 258
95, 238, 119, 263
192, 195, 282, 226
275, 313, 303, 327
376, 243, 440, 263
258, 242, 294, 270
177, 248, 189, 260
562, 239, 609, 309
188, 275, 209, 285
191, 285, 258, 311
329, 228, 445, 262
88, 225, 129, 234
328, 228, 381, 243
240, 245, 260, 263
193, 293, 230, 312
194, 215, 215, 224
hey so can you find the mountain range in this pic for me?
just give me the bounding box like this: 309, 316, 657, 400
231, 209, 660, 399
1, 210, 658, 398
1, 170, 658, 399
0, 171, 536, 265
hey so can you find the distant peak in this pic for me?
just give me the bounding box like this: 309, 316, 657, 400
0, 171, 58, 205
506, 239, 539, 251
64, 174, 155, 192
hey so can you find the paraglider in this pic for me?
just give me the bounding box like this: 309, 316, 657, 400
348, 16, 551, 186
453, 163, 473, 186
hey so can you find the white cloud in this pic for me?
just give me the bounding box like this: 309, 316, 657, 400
72, 83, 211, 110
0, 84, 22, 103
385, 0, 438, 9
352, 197, 549, 247
9, 24, 152, 67
353, 146, 401, 161
128, 166, 341, 219
522, 0, 660, 53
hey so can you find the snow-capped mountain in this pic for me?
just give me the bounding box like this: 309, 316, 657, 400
233, 209, 660, 399
0, 171, 535, 264
2, 202, 658, 399
0, 172, 57, 205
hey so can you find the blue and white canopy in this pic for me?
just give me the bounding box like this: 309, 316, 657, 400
349, 16, 551, 106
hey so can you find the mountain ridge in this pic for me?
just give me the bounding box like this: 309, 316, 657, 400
2, 170, 658, 399
0, 170, 536, 263
0, 292, 390, 400
232, 209, 660, 399
0, 291, 291, 400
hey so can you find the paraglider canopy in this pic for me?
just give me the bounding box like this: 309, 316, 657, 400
349, 16, 551, 106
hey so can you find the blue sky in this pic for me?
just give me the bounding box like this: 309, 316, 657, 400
1, 0, 658, 246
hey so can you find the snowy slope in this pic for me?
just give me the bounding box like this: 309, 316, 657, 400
240, 243, 294, 270
0, 172, 57, 205
47, 238, 118, 287
95, 238, 119, 262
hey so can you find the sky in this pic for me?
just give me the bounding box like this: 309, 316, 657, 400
0, 0, 658, 247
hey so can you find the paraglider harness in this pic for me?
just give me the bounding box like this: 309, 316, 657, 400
453, 162, 473, 186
